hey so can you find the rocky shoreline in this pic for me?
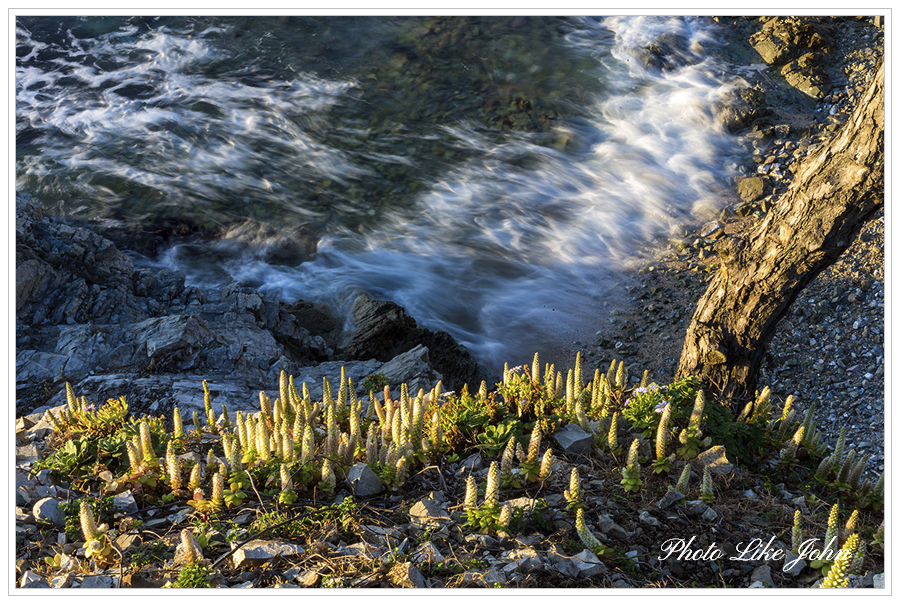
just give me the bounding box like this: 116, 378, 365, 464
16, 195, 496, 420
14, 16, 885, 590
585, 15, 885, 474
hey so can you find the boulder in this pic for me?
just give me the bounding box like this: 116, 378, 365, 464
456, 569, 507, 588
335, 542, 385, 560
379, 344, 441, 392
750, 17, 829, 65
552, 423, 594, 456
783, 551, 807, 576
32, 497, 66, 526
635, 32, 693, 72
639, 510, 661, 527
572, 549, 607, 578
346, 462, 384, 497
411, 541, 444, 565
113, 491, 139, 516
656, 489, 685, 510
504, 547, 543, 571
595, 513, 630, 540
148, 269, 186, 303
16, 444, 42, 464
50, 575, 74, 588
751, 564, 775, 587
409, 498, 451, 529
780, 52, 831, 99
344, 294, 417, 361
16, 196, 146, 327
738, 176, 768, 203
343, 293, 493, 393
133, 315, 214, 365
546, 544, 579, 578
695, 446, 733, 475
716, 85, 770, 134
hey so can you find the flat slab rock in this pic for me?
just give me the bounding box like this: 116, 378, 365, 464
232, 540, 305, 568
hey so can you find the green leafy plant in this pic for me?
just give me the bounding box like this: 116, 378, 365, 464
362, 373, 390, 393
169, 561, 213, 588
476, 418, 524, 456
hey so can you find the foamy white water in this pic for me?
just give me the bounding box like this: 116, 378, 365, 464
16, 16, 749, 371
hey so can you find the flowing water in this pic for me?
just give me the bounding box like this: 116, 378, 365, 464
16, 15, 752, 371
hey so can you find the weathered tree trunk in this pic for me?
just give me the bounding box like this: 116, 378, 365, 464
676, 59, 884, 403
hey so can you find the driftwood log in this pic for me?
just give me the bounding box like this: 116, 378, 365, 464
677, 59, 884, 404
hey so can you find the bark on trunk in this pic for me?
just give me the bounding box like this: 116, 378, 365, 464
676, 59, 884, 404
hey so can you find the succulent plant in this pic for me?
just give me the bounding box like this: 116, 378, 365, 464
607, 411, 620, 455
848, 539, 866, 576
497, 503, 512, 531
791, 509, 803, 553
526, 424, 541, 466
575, 508, 611, 556
699, 465, 714, 504
484, 461, 500, 508
500, 437, 516, 484
675, 463, 691, 493
320, 459, 336, 497
779, 425, 805, 465
810, 504, 841, 575
820, 533, 859, 588
464, 475, 478, 510
211, 469, 225, 508
563, 467, 583, 510
173, 406, 184, 438
139, 421, 160, 469
652, 402, 673, 474
80, 500, 112, 562
125, 440, 141, 474
538, 448, 555, 481
166, 441, 182, 491
180, 528, 203, 566
202, 380, 215, 428
621, 438, 642, 493
677, 389, 705, 460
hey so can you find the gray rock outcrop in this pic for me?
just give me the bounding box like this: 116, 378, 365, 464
16, 195, 487, 417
